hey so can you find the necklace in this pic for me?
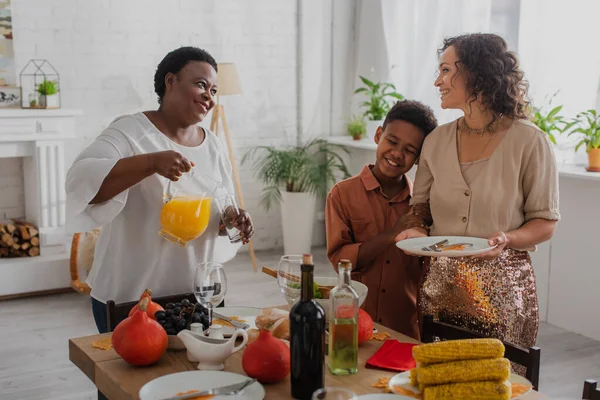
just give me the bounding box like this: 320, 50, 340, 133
457, 128, 495, 175
460, 114, 503, 136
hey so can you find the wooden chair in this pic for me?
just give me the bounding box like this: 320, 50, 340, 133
421, 315, 541, 391
583, 379, 599, 399
69, 229, 102, 294
106, 292, 196, 332
106, 293, 225, 331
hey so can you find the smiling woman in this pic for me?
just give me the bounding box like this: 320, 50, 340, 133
65, 47, 255, 342
395, 34, 560, 372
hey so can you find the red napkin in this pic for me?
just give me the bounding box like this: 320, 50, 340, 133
365, 339, 417, 371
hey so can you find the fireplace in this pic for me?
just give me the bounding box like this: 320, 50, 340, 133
0, 108, 81, 297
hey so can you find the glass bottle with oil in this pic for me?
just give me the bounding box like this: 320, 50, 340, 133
328, 259, 359, 375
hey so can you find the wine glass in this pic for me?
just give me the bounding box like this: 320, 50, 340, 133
194, 262, 227, 323
277, 255, 303, 305
312, 387, 357, 400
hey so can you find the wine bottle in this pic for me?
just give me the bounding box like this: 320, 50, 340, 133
289, 254, 326, 400
328, 259, 359, 375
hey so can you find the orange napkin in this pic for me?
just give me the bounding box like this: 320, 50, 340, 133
365, 339, 417, 371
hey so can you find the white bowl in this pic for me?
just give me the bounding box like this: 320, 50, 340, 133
314, 277, 368, 317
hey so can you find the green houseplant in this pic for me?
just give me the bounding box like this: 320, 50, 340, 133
354, 75, 404, 139
346, 115, 367, 140
242, 139, 351, 254
567, 109, 600, 172
531, 104, 569, 145
36, 79, 59, 108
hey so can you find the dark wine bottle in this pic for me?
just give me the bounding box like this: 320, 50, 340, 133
289, 254, 326, 400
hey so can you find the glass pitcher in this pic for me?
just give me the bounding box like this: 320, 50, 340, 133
158, 169, 214, 248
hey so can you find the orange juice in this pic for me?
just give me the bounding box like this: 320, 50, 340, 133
159, 196, 212, 247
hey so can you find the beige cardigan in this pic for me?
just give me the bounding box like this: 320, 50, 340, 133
410, 118, 560, 248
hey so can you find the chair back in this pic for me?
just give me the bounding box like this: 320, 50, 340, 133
583, 379, 599, 399
106, 292, 197, 332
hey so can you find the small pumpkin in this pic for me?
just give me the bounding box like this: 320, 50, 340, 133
129, 288, 164, 320
242, 329, 290, 383
358, 308, 374, 345
113, 297, 168, 366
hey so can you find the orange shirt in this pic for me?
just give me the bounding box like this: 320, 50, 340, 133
325, 165, 422, 339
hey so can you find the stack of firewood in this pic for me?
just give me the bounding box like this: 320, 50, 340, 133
0, 220, 40, 258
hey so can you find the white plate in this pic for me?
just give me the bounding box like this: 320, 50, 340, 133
357, 394, 413, 399
212, 306, 262, 337
388, 371, 533, 399
138, 370, 265, 400
395, 236, 495, 257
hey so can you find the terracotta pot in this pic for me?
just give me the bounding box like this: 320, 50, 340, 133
352, 135, 362, 141
587, 148, 600, 172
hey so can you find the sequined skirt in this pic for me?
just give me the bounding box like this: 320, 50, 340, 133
420, 248, 539, 355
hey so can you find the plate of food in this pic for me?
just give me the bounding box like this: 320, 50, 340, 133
388, 370, 533, 399
395, 236, 495, 257
138, 370, 265, 400
211, 306, 262, 338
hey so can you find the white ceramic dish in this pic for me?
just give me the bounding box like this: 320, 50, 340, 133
396, 236, 495, 257
212, 306, 261, 337
388, 370, 533, 399
138, 370, 265, 400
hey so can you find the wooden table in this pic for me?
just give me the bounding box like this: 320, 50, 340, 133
69, 323, 550, 399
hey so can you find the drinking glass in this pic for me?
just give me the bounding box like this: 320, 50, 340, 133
277, 255, 303, 305
312, 387, 357, 400
194, 262, 227, 323
213, 185, 243, 243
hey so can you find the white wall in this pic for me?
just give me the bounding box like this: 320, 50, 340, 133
5, 0, 299, 251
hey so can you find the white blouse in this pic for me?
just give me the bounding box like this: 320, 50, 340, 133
65, 113, 241, 304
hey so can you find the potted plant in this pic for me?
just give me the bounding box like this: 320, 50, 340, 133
354, 75, 404, 139
36, 79, 59, 108
346, 115, 367, 141
531, 103, 569, 145
567, 109, 600, 172
242, 139, 350, 254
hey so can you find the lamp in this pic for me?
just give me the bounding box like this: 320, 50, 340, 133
210, 63, 258, 272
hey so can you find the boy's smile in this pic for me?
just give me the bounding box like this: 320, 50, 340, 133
372, 120, 425, 185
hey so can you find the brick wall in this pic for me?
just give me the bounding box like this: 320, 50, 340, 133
6, 0, 300, 250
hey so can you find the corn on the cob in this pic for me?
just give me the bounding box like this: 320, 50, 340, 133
423, 380, 511, 400
418, 357, 510, 386
409, 367, 419, 387
413, 338, 504, 364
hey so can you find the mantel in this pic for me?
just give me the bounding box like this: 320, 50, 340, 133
0, 108, 83, 118
0, 109, 83, 297
0, 109, 82, 145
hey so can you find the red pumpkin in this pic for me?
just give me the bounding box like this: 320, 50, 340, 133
242, 329, 290, 383
113, 297, 168, 366
129, 288, 164, 320
358, 308, 374, 345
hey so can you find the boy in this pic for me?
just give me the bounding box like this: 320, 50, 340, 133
325, 100, 437, 339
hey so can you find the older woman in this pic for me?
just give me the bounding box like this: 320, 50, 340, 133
66, 47, 253, 335
396, 34, 559, 355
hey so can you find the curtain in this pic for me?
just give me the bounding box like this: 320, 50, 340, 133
378, 0, 492, 124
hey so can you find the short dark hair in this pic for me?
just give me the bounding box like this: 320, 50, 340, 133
382, 100, 438, 137
439, 33, 530, 119
154, 46, 218, 104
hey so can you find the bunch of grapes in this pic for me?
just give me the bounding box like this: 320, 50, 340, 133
154, 299, 210, 335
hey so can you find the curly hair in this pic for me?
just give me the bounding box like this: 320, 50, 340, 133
439, 33, 530, 120
154, 46, 218, 104
383, 100, 438, 137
